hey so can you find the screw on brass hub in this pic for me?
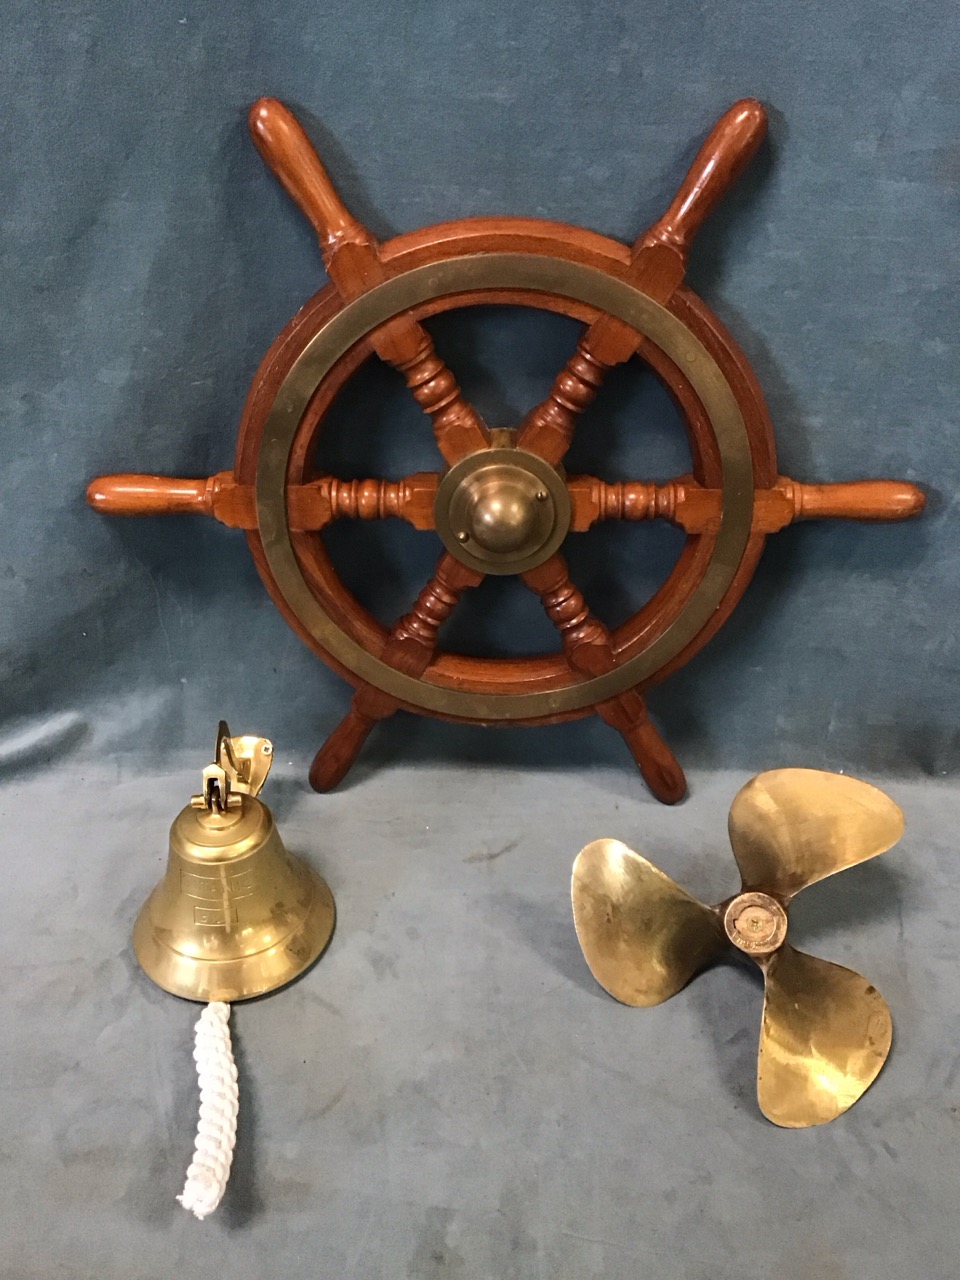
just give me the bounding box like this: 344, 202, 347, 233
723, 891, 788, 954
434, 438, 572, 574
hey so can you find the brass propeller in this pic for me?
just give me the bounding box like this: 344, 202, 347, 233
572, 769, 904, 1127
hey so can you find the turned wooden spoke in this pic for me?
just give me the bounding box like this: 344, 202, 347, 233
387, 554, 484, 653
309, 553, 483, 790
566, 475, 926, 534
521, 554, 686, 803
314, 474, 439, 529
518, 100, 768, 465
249, 98, 488, 464
85, 471, 441, 531
521, 554, 608, 661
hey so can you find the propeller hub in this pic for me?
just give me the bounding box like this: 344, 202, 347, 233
723, 891, 788, 955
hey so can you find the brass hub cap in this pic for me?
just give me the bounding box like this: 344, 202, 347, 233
434, 434, 572, 574
723, 891, 788, 955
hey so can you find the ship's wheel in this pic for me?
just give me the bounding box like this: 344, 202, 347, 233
87, 97, 923, 802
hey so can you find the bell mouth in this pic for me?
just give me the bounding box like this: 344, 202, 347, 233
133, 867, 336, 1002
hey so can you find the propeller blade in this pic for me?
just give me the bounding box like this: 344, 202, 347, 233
572, 839, 725, 1006
756, 944, 892, 1127
728, 769, 904, 900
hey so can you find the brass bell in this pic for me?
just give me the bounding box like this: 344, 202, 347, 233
134, 722, 335, 1001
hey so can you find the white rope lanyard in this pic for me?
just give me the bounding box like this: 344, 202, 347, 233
177, 1002, 239, 1220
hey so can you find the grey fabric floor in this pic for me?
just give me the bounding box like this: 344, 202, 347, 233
3, 759, 958, 1279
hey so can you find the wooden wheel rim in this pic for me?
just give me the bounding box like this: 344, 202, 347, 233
251, 251, 756, 720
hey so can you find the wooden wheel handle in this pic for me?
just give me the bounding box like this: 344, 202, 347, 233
248, 98, 371, 257
86, 474, 215, 516
637, 98, 767, 267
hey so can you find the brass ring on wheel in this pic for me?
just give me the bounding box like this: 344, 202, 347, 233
255, 253, 754, 720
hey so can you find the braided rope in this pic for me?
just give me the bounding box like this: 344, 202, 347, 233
177, 1002, 239, 1220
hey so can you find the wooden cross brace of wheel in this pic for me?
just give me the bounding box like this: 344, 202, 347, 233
87, 97, 924, 803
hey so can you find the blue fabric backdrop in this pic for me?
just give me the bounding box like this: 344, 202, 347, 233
3, 0, 958, 780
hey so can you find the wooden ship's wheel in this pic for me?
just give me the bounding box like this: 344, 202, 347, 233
87, 97, 924, 803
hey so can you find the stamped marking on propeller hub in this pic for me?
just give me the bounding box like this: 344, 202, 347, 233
723, 891, 788, 955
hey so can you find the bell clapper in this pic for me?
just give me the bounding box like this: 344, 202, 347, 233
177, 1002, 239, 1221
